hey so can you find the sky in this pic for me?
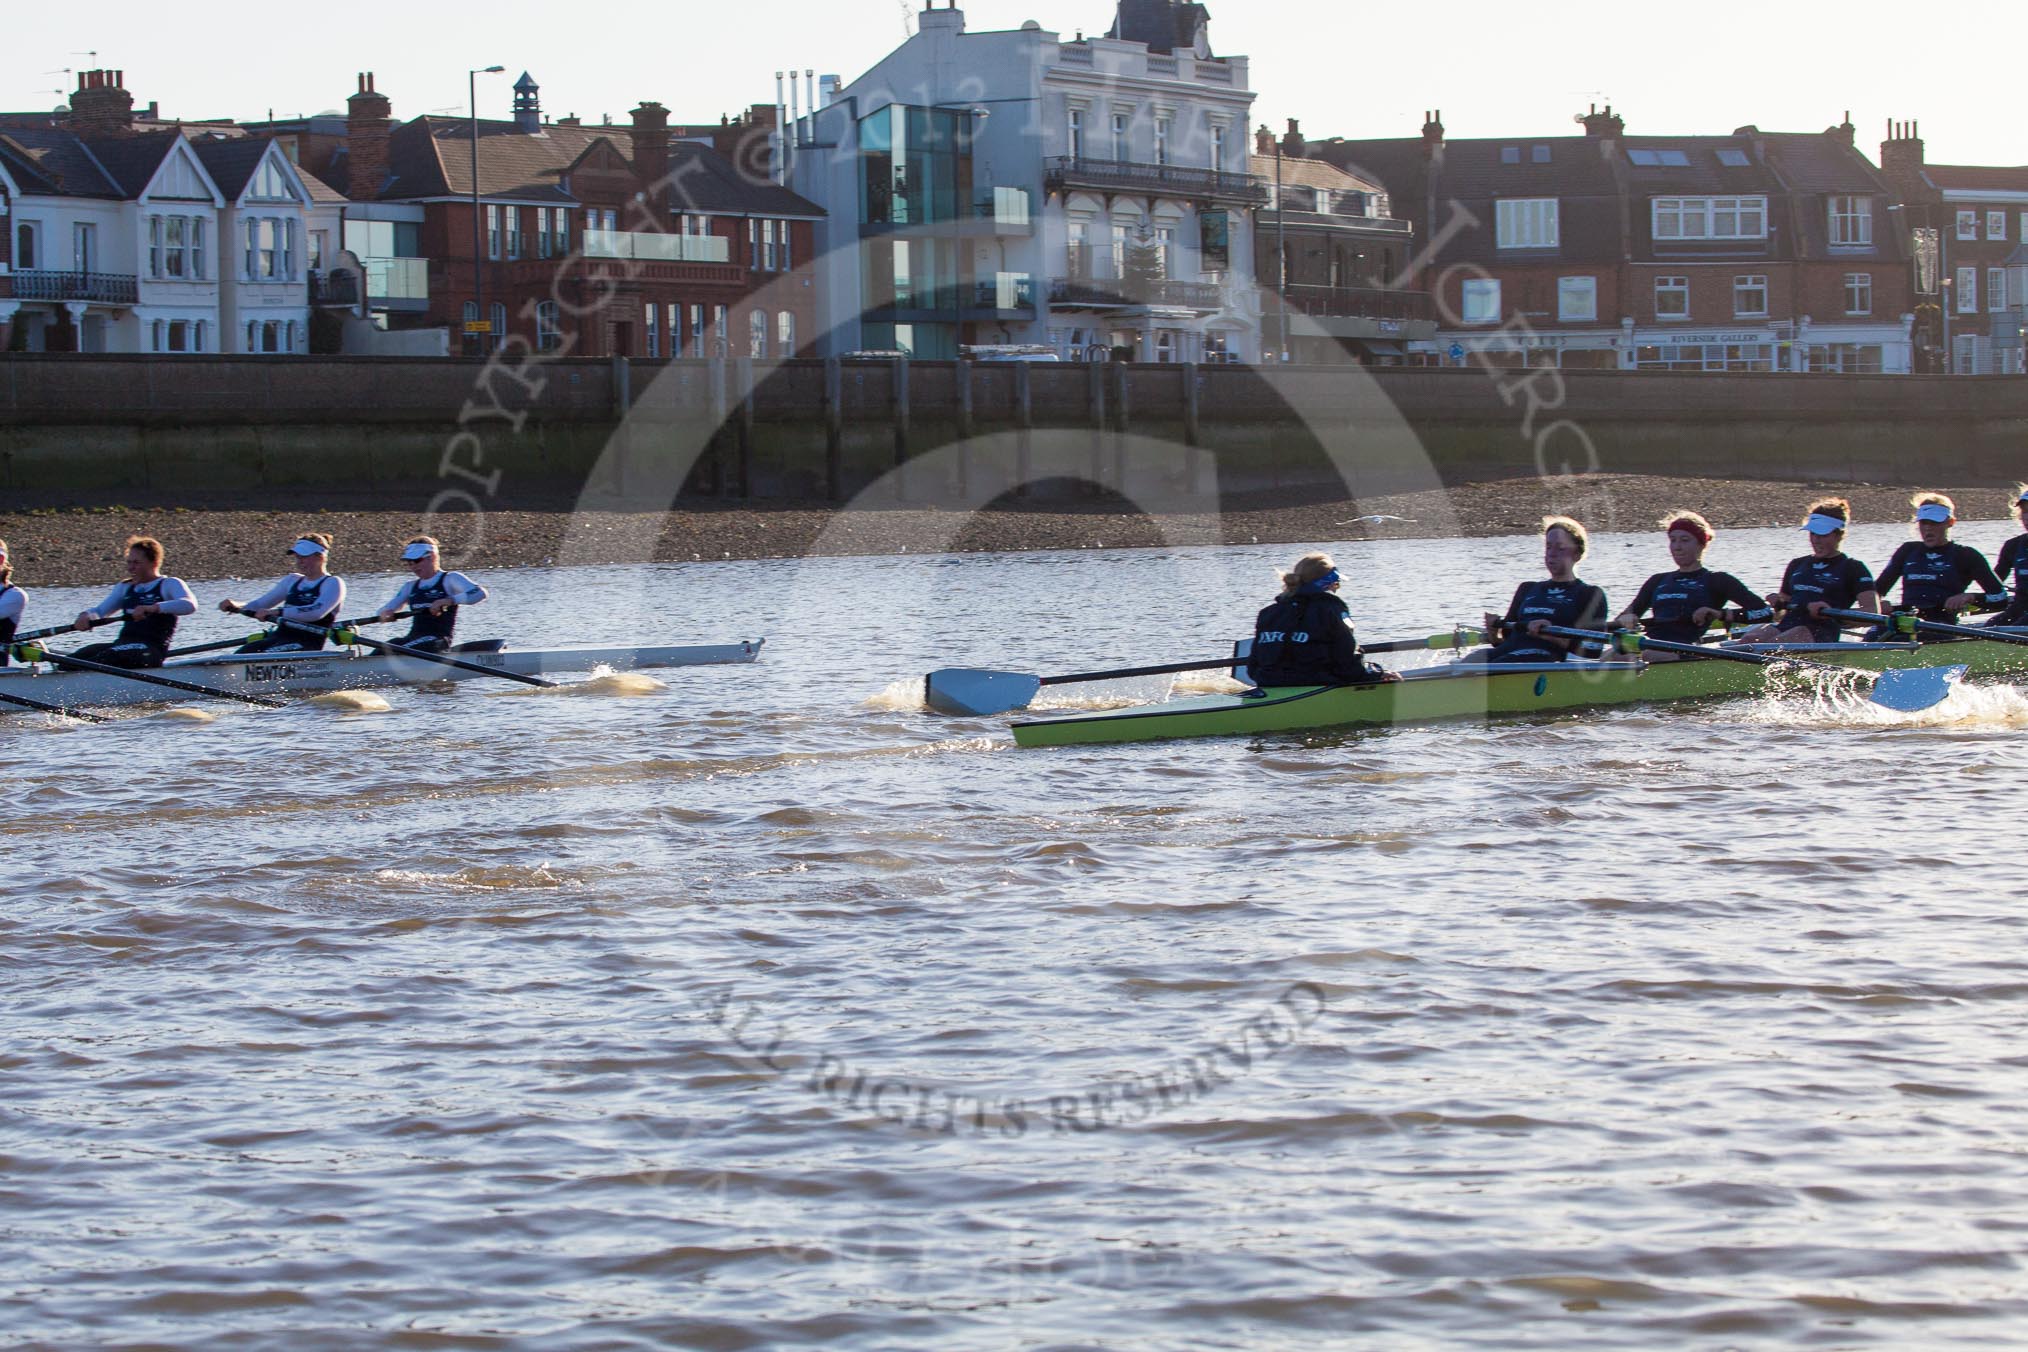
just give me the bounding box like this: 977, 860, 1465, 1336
5, 0, 2024, 168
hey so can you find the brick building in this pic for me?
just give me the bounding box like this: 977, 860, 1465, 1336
1316, 108, 1915, 372
1878, 122, 2028, 374
343, 73, 824, 359
1251, 120, 1431, 363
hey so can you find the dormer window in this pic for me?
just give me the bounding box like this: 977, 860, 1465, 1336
1828, 195, 1872, 246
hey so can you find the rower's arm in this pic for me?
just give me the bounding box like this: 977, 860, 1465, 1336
0, 587, 24, 625
378, 579, 416, 616
156, 577, 198, 617
1872, 546, 1907, 600
1718, 573, 1774, 622
80, 582, 129, 620
444, 571, 488, 605
1965, 548, 2004, 595
240, 578, 294, 614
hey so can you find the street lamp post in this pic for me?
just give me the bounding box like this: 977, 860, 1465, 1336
469, 65, 505, 356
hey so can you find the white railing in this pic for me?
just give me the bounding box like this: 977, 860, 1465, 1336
581, 231, 731, 264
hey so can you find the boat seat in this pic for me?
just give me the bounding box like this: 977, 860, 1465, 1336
453, 639, 507, 653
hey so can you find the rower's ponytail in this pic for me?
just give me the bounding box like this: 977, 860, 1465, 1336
1278, 552, 1336, 600
0, 537, 11, 588
1805, 496, 1851, 526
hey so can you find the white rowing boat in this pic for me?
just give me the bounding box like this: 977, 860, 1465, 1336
0, 639, 764, 712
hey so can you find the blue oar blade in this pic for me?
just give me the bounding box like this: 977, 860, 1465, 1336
924, 669, 1043, 717
1868, 665, 1965, 713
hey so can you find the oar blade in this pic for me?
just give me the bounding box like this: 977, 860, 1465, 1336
1868, 665, 1966, 713
924, 669, 1043, 717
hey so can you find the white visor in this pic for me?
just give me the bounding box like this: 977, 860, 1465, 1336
1803, 513, 1847, 535
401, 542, 436, 561
290, 538, 328, 557
1915, 503, 1953, 524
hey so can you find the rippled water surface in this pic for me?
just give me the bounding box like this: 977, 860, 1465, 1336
6, 519, 2028, 1349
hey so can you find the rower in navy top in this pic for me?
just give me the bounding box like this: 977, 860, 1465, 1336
1249, 552, 1401, 688
1467, 517, 1608, 664
1737, 496, 1882, 645
1872, 492, 2003, 630
0, 538, 22, 667
375, 535, 489, 653
221, 534, 346, 653
1989, 484, 2028, 627
70, 534, 197, 668
1612, 511, 1769, 651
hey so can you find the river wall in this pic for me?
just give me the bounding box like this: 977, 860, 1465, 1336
3, 354, 2024, 505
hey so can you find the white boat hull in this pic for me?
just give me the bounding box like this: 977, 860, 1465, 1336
0, 640, 764, 712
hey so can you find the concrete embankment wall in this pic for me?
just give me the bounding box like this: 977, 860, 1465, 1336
3, 355, 2024, 505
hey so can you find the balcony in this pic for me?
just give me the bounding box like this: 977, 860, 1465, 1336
974, 187, 1035, 236
964, 273, 1037, 319
12, 270, 139, 305
1049, 276, 1226, 312
1045, 156, 1266, 205
1276, 284, 1438, 341
582, 230, 730, 264
310, 268, 360, 308
365, 257, 429, 311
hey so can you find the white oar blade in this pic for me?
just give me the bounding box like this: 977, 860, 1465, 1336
1868, 665, 1966, 713
924, 669, 1043, 717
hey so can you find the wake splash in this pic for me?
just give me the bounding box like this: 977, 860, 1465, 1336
1731, 679, 2028, 731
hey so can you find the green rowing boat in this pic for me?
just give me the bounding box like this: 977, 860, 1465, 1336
1009, 637, 2028, 748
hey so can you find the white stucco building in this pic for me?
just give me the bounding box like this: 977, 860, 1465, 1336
0, 74, 321, 355
785, 0, 1262, 361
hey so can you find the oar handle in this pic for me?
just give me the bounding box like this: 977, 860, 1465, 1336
13, 614, 122, 643
1824, 607, 2028, 646
1543, 625, 1779, 668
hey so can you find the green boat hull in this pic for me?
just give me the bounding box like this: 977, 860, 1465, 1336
1010, 638, 2028, 748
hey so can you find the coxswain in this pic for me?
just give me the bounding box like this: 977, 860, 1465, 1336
1989, 485, 2028, 628
1466, 517, 1608, 664
0, 538, 23, 667
1872, 493, 2003, 631
1736, 498, 1880, 644
1610, 511, 1769, 655
1248, 552, 1401, 689
375, 536, 489, 653
69, 534, 197, 668
220, 534, 346, 652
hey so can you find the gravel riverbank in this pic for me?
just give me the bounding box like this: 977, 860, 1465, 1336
2, 474, 2020, 587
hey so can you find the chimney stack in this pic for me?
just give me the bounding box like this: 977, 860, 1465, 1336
1829, 110, 1855, 146
1421, 109, 1445, 161
1255, 124, 1275, 156
630, 101, 671, 215
1579, 103, 1624, 139
1281, 118, 1303, 159
345, 72, 394, 199
68, 69, 136, 139
1880, 118, 1928, 197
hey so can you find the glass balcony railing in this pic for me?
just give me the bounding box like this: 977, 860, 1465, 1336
365, 257, 428, 302
973, 187, 1034, 230
581, 230, 731, 264
971, 273, 1036, 312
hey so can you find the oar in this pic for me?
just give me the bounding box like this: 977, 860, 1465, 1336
1822, 607, 2028, 648
1542, 625, 1960, 713
0, 686, 109, 723
165, 610, 423, 659
8, 642, 287, 709
11, 614, 121, 644
925, 629, 1484, 717
288, 619, 556, 688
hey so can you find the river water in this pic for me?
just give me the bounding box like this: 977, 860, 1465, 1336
5, 517, 2028, 1349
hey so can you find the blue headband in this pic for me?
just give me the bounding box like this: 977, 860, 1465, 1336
1300, 569, 1341, 593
